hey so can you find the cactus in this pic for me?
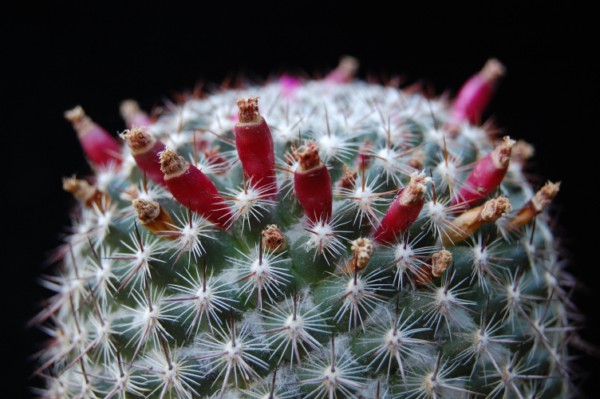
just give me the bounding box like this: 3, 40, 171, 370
36, 57, 573, 398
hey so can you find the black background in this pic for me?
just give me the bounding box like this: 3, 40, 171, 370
3, 1, 597, 397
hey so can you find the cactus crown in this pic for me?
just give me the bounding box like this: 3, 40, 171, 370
36, 59, 572, 399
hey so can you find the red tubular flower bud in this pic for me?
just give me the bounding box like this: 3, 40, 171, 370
64, 106, 122, 167
451, 59, 505, 125
159, 149, 232, 229
120, 99, 152, 128
293, 141, 332, 223
453, 136, 515, 208
234, 98, 277, 198
374, 172, 427, 244
121, 127, 166, 186
325, 56, 359, 84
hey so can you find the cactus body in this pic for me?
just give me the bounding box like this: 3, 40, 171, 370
39, 60, 572, 399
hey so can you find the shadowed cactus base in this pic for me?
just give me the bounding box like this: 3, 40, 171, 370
37, 59, 573, 398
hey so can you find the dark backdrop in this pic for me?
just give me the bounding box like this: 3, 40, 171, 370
3, 1, 597, 397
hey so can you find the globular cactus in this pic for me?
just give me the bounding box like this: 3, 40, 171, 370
36, 57, 573, 398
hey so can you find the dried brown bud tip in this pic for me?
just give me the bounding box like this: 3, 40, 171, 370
294, 141, 322, 171
431, 249, 452, 277
64, 106, 87, 123
132, 198, 175, 239
132, 199, 161, 224
443, 196, 512, 246
261, 224, 286, 252
63, 177, 95, 202
120, 127, 156, 154
120, 100, 142, 121
510, 181, 560, 228
236, 97, 261, 124
159, 148, 189, 179
400, 172, 428, 206
345, 237, 373, 272
479, 197, 512, 223
491, 136, 516, 169
480, 58, 506, 82
532, 181, 561, 212
63, 176, 108, 209
511, 140, 535, 162
64, 105, 93, 136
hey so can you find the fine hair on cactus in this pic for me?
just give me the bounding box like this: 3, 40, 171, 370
35, 56, 578, 399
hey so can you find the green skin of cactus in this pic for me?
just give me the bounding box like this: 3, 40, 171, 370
40, 79, 569, 399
